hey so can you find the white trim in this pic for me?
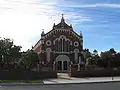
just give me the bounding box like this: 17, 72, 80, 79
54, 51, 73, 54
46, 48, 51, 62
70, 41, 72, 45
55, 29, 71, 31
56, 55, 70, 62
40, 40, 44, 44
46, 40, 51, 46
44, 29, 81, 40
78, 56, 81, 64
74, 49, 79, 63
74, 41, 79, 47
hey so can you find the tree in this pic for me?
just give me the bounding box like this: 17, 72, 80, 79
87, 50, 99, 65
113, 53, 120, 67
0, 38, 22, 70
109, 48, 116, 54
83, 49, 92, 65
93, 49, 98, 55
19, 49, 39, 71
98, 48, 116, 67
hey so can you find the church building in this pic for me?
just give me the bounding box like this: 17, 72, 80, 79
33, 15, 85, 72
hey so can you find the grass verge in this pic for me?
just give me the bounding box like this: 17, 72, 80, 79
0, 80, 43, 84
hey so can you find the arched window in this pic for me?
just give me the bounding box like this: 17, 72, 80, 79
60, 39, 62, 51
54, 35, 71, 52
63, 39, 66, 52
55, 40, 58, 51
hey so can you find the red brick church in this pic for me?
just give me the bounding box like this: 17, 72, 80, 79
32, 15, 85, 72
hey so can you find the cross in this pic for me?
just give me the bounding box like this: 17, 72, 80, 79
62, 14, 64, 17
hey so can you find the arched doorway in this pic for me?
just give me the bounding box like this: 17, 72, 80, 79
56, 55, 70, 72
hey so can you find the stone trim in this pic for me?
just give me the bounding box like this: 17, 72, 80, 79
46, 48, 52, 62
46, 40, 51, 46
74, 41, 79, 47
54, 52, 73, 54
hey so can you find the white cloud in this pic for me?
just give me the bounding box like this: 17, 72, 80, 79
0, 0, 94, 51
58, 3, 120, 8
83, 4, 120, 8
0, 0, 62, 51
64, 13, 92, 25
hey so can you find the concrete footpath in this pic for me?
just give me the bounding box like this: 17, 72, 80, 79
0, 73, 120, 86
43, 73, 120, 84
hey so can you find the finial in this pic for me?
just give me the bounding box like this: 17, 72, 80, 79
80, 31, 83, 37
62, 14, 64, 18
41, 29, 45, 36
61, 14, 65, 23
32, 46, 34, 49
53, 23, 55, 26
53, 23, 56, 29
70, 24, 72, 27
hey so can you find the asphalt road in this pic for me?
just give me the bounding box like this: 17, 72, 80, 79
0, 82, 120, 90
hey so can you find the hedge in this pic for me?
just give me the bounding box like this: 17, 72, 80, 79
68, 68, 120, 77
0, 70, 57, 80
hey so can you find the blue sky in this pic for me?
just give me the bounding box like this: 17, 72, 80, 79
0, 0, 120, 53
53, 0, 120, 52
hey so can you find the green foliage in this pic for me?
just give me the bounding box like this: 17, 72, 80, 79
0, 38, 22, 70
98, 48, 116, 67
19, 49, 39, 71
83, 49, 99, 66
0, 80, 43, 84
0, 38, 39, 71
83, 48, 120, 68
83, 49, 92, 63
93, 49, 98, 55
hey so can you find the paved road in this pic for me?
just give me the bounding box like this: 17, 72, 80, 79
0, 82, 120, 90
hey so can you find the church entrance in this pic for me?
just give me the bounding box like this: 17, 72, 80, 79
56, 55, 70, 72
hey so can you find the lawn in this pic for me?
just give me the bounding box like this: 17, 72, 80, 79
0, 80, 43, 84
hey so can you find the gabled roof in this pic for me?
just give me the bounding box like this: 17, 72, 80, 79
32, 39, 40, 50
53, 14, 72, 29
32, 14, 82, 50
54, 22, 71, 29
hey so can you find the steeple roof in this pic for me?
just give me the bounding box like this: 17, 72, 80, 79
53, 14, 72, 29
